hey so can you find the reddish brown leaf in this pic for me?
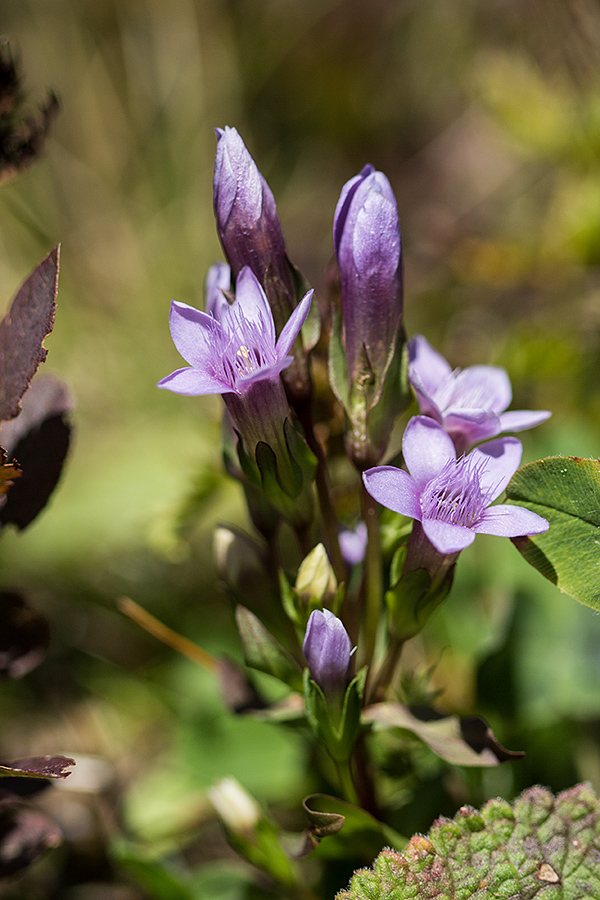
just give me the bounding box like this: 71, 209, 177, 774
0, 247, 60, 422
0, 756, 75, 780
0, 375, 72, 529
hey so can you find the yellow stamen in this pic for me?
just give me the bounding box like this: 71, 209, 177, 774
236, 345, 253, 373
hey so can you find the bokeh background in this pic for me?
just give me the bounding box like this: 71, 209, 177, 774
3, 0, 600, 897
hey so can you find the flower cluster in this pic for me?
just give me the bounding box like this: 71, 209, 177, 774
157, 126, 553, 846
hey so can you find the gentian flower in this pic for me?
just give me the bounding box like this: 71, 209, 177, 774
158, 266, 312, 471
303, 609, 354, 698
408, 335, 551, 454
213, 127, 311, 404
213, 126, 295, 315
363, 416, 548, 555
333, 164, 402, 388
338, 521, 368, 567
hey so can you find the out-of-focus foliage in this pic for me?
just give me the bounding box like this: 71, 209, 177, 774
2, 0, 600, 898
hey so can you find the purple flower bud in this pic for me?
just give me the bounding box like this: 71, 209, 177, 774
213, 127, 294, 315
334, 164, 402, 386
303, 609, 353, 697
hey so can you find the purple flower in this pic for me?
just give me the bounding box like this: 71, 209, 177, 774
408, 335, 551, 454
303, 609, 354, 698
363, 416, 548, 555
334, 164, 402, 386
213, 127, 294, 312
204, 262, 231, 319
339, 521, 368, 567
158, 266, 312, 455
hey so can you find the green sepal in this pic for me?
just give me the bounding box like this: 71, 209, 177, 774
283, 417, 318, 488
328, 306, 350, 410
303, 667, 367, 763
235, 417, 315, 528
287, 257, 321, 350
337, 666, 368, 762
345, 323, 411, 469
385, 563, 454, 643
235, 605, 303, 691
279, 568, 301, 629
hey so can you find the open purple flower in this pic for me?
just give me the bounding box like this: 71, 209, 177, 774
408, 335, 551, 454
158, 266, 312, 456
303, 609, 354, 698
363, 416, 548, 555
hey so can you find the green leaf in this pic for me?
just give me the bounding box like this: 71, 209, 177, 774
235, 606, 303, 690
112, 842, 194, 900
299, 793, 403, 861
337, 783, 600, 899
506, 456, 600, 609
362, 703, 523, 767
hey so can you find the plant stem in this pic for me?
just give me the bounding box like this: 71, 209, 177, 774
359, 483, 382, 671
297, 403, 346, 585
368, 636, 404, 704
335, 758, 359, 805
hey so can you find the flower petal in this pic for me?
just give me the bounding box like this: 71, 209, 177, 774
333, 164, 374, 255
422, 518, 476, 554
229, 267, 275, 343
474, 504, 549, 537
169, 301, 218, 367
362, 466, 421, 519
443, 409, 500, 451
205, 262, 231, 320
449, 366, 512, 415
402, 416, 456, 487
470, 437, 523, 501
498, 409, 552, 433
157, 367, 230, 396
408, 335, 452, 396
276, 289, 313, 358
237, 355, 293, 388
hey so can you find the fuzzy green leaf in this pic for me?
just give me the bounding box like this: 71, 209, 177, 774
337, 783, 600, 899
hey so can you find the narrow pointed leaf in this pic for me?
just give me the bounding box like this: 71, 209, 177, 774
235, 606, 302, 690
0, 247, 60, 422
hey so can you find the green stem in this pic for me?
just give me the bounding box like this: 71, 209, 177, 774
297, 404, 346, 585
334, 758, 359, 805
294, 522, 314, 559
367, 635, 404, 704
359, 483, 383, 671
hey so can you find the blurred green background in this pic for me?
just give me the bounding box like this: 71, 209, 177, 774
3, 0, 600, 897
